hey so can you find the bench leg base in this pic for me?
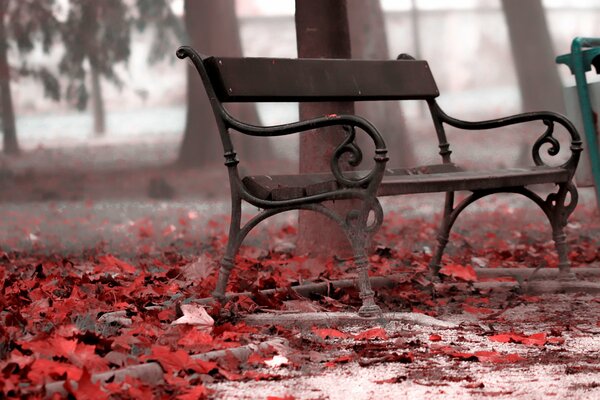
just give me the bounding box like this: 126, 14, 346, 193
213, 256, 235, 302
358, 303, 383, 318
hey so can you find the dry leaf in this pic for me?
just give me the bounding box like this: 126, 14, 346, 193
171, 304, 214, 331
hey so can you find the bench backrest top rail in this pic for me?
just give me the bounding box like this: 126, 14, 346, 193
204, 56, 440, 102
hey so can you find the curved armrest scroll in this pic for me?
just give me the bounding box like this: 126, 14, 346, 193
433, 103, 582, 170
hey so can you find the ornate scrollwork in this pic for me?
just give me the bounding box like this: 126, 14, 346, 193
343, 198, 385, 242
532, 120, 561, 167
545, 182, 578, 225
330, 125, 374, 188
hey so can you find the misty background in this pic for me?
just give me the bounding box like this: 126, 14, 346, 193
0, 0, 599, 208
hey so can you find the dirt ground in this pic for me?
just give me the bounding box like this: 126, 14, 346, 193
1, 139, 600, 399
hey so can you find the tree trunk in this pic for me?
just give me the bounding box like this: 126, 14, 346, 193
295, 0, 355, 257
0, 0, 18, 155
90, 64, 106, 136
347, 0, 415, 168
501, 0, 564, 114
179, 0, 272, 168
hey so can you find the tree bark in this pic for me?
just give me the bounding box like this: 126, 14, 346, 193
347, 0, 415, 168
295, 0, 355, 257
90, 64, 106, 136
179, 0, 272, 168
0, 0, 18, 155
501, 0, 565, 114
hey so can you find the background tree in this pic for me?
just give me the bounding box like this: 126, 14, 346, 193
295, 0, 355, 257
178, 0, 272, 168
59, 0, 131, 136
136, 0, 186, 61
0, 0, 60, 155
501, 0, 564, 114
0, 0, 17, 154
347, 0, 415, 168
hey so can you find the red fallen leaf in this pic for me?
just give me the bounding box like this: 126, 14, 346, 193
311, 327, 348, 340
217, 367, 243, 381
244, 371, 283, 381
437, 347, 522, 363
439, 264, 477, 282
354, 328, 388, 341
64, 367, 108, 400
177, 328, 214, 349
97, 255, 136, 274
488, 333, 513, 343
447, 351, 478, 361
326, 113, 338, 118
69, 342, 109, 371
247, 352, 269, 365
145, 345, 217, 374
462, 304, 494, 314
489, 332, 547, 346
267, 395, 295, 400
176, 385, 209, 400
521, 333, 547, 346
597, 321, 600, 327
324, 354, 353, 367
29, 358, 82, 384
103, 376, 156, 398
20, 336, 77, 359
429, 334, 442, 342
474, 351, 523, 363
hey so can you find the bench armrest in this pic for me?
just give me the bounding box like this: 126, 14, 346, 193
223, 110, 389, 190
433, 102, 583, 171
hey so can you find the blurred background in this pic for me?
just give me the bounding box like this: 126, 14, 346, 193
2, 0, 600, 167
1, 0, 600, 255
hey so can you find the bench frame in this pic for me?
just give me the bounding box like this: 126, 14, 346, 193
177, 46, 582, 317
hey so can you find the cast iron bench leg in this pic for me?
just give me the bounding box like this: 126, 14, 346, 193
429, 192, 455, 276
344, 206, 383, 317
550, 182, 578, 281
212, 197, 243, 302
428, 183, 579, 283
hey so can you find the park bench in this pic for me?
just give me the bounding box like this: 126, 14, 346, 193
177, 46, 582, 318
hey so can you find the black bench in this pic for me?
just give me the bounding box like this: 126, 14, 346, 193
177, 46, 582, 317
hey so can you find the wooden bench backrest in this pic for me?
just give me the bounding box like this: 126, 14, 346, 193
204, 57, 440, 102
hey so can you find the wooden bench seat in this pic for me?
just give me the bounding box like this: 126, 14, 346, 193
243, 165, 569, 201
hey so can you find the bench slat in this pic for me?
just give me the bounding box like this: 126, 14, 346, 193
242, 165, 569, 201
205, 57, 439, 102
378, 167, 569, 195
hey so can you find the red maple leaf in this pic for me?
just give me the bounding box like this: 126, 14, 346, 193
474, 351, 523, 363
324, 354, 353, 367
20, 336, 77, 359
145, 345, 217, 374
311, 327, 348, 340
177, 328, 214, 350
29, 358, 82, 385
462, 304, 494, 315
64, 367, 108, 400
97, 255, 136, 274
354, 328, 388, 341
429, 334, 442, 342
439, 263, 477, 282
489, 332, 547, 346
177, 385, 210, 400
